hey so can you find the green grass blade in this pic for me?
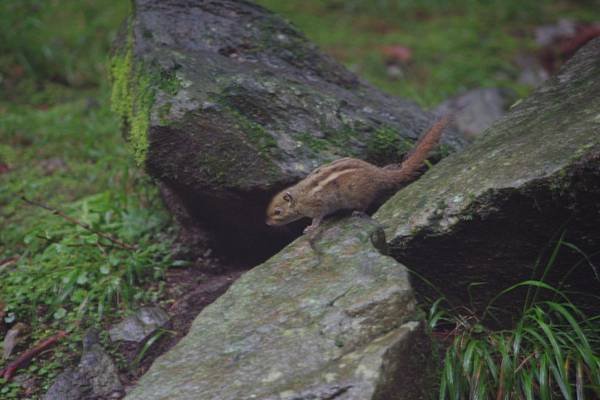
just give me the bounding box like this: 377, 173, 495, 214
482, 280, 569, 321
428, 297, 449, 330
463, 339, 479, 375
443, 348, 461, 400
482, 342, 500, 386
575, 359, 584, 400
439, 373, 448, 400
545, 302, 597, 375
549, 361, 573, 400
131, 329, 167, 369
538, 354, 550, 400
561, 241, 599, 281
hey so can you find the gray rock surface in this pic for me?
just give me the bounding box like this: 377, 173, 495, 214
43, 369, 90, 400
44, 329, 123, 400
434, 87, 517, 139
111, 0, 464, 260
375, 38, 600, 313
125, 216, 429, 400
535, 19, 576, 46
515, 53, 549, 87
109, 306, 170, 343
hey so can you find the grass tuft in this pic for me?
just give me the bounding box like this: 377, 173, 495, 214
429, 239, 600, 399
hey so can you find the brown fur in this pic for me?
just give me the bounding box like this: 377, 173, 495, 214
266, 116, 450, 233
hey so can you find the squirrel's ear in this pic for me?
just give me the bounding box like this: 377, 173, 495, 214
283, 192, 294, 204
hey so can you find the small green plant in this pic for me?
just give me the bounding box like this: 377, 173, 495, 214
0, 378, 21, 399
0, 97, 174, 395
0, 1, 176, 396
428, 238, 600, 399
131, 328, 176, 370
1, 190, 172, 324
431, 298, 600, 399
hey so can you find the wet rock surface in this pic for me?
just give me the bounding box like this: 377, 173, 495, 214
111, 5, 600, 400
112, 0, 464, 261
44, 329, 123, 400
434, 87, 517, 140
125, 217, 428, 400
534, 18, 578, 47
515, 53, 550, 87
375, 38, 600, 315
42, 369, 90, 400
109, 307, 170, 343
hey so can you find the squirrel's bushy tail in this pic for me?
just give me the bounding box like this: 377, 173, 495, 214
388, 115, 451, 186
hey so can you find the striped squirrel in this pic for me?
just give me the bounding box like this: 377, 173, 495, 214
266, 116, 450, 233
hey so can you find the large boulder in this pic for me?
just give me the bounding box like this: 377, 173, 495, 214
125, 217, 429, 400
375, 38, 600, 314
110, 0, 464, 261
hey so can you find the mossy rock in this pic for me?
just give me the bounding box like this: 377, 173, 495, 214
125, 217, 430, 400
110, 0, 464, 260
374, 38, 600, 316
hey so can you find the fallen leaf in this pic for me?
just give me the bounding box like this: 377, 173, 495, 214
1, 330, 67, 381
3, 322, 29, 360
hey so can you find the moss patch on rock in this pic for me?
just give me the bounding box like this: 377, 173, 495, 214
109, 25, 181, 166
124, 216, 425, 400
227, 106, 278, 158
366, 126, 414, 165
109, 33, 150, 165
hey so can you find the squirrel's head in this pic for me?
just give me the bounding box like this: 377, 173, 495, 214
266, 190, 303, 226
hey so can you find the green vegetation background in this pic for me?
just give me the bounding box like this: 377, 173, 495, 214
0, 0, 598, 398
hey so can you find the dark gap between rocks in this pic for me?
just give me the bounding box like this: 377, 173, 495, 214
391, 173, 600, 328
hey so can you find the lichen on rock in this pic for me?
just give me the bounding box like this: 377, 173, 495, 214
374, 38, 600, 315
109, 0, 465, 260
125, 216, 429, 400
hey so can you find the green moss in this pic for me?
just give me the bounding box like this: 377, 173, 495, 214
295, 126, 369, 158
129, 71, 153, 165
222, 105, 278, 157
295, 126, 365, 158
243, 118, 278, 156
187, 94, 282, 186
157, 103, 172, 125
109, 51, 153, 164
109, 36, 133, 120
109, 26, 168, 166
328, 127, 360, 155
296, 132, 328, 152
110, 51, 153, 165
158, 70, 181, 96
187, 113, 280, 187
110, 26, 154, 165
366, 127, 413, 164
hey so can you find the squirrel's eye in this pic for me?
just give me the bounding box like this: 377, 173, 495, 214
274, 208, 282, 215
